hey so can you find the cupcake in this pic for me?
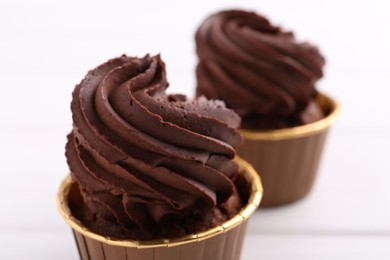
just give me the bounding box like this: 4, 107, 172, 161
195, 10, 339, 206
57, 54, 262, 260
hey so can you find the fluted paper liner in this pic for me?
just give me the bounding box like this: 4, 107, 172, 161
238, 92, 340, 207
57, 157, 262, 260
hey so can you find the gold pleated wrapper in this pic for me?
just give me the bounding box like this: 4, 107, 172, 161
238, 92, 340, 207
57, 157, 263, 260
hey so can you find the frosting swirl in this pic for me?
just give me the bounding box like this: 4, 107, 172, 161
66, 55, 243, 239
196, 10, 325, 129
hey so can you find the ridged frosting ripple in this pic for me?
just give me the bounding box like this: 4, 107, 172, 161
196, 10, 325, 129
66, 55, 243, 239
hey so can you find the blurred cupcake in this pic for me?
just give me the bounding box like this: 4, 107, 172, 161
195, 10, 339, 206
58, 54, 262, 259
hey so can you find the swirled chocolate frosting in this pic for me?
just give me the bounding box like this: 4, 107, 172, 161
65, 55, 243, 240
196, 10, 326, 129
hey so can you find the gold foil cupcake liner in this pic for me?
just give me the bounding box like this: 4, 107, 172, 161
57, 157, 262, 259
240, 92, 340, 140
237, 92, 340, 206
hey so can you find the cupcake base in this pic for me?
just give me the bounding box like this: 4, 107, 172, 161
238, 92, 340, 207
71, 223, 247, 260
57, 158, 262, 260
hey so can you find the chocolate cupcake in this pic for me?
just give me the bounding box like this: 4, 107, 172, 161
196, 10, 339, 206
57, 54, 262, 260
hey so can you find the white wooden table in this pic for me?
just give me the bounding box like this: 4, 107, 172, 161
1, 0, 389, 259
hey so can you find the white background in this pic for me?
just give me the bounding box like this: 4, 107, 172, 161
1, 0, 390, 259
